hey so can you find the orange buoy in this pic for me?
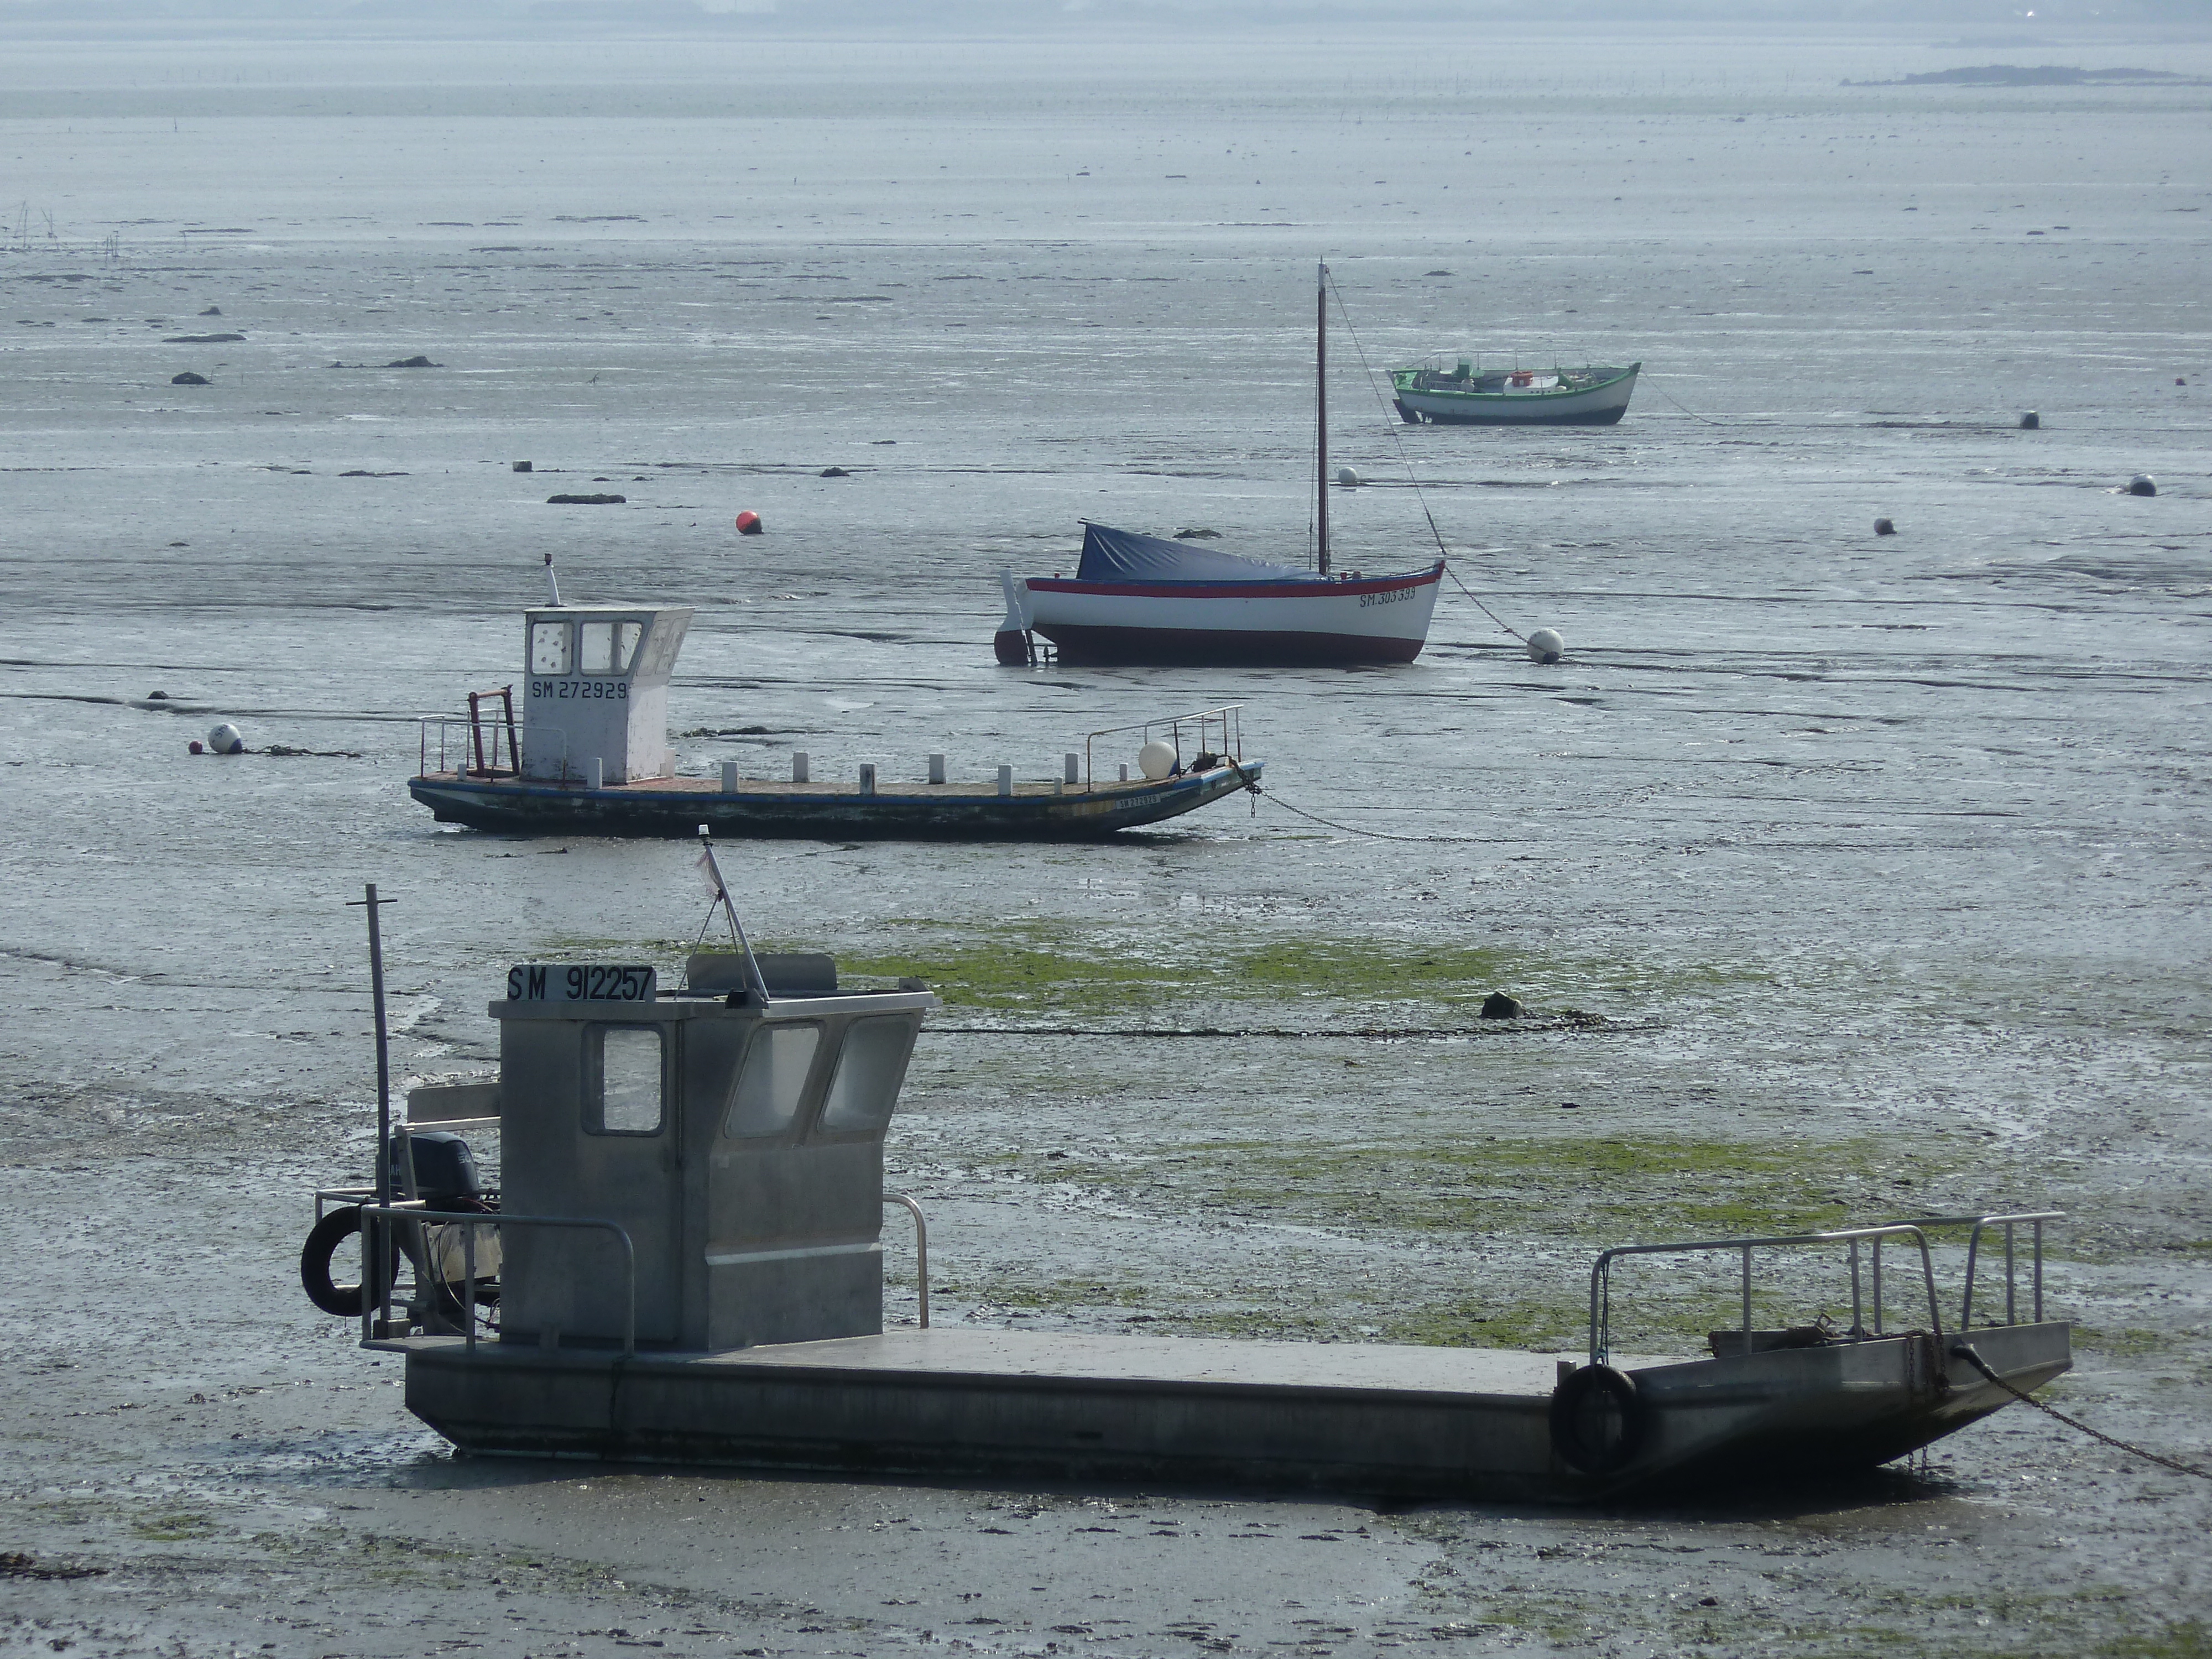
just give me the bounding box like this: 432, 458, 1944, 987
735, 510, 763, 535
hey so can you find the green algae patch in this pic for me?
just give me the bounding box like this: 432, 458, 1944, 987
819, 918, 1751, 1020
836, 936, 1178, 1014
2075, 1326, 2173, 1359
2100, 1620, 2212, 1659
1382, 1295, 1598, 1353
131, 1510, 217, 1541
1006, 1132, 1936, 1244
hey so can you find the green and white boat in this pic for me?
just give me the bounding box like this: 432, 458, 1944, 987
1391, 359, 1640, 426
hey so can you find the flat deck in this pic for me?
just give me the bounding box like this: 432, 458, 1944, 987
676, 1328, 1646, 1394
396, 1323, 2070, 1499
398, 1328, 1688, 1500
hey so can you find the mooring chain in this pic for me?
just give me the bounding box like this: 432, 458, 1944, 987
1952, 1343, 2212, 1482
1245, 783, 1491, 845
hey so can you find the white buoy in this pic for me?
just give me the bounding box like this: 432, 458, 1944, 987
1336, 466, 1362, 488
1138, 739, 1177, 780
1525, 628, 1564, 664
207, 721, 244, 755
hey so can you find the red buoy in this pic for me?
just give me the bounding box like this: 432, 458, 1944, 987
735, 510, 763, 535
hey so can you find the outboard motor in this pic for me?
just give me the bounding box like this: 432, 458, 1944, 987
389, 1129, 485, 1204
300, 1130, 495, 1324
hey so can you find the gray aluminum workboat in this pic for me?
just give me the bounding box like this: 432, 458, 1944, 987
302, 945, 2072, 1503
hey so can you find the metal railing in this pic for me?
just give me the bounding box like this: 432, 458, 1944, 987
419, 716, 568, 780
315, 1184, 374, 1222
1589, 1223, 1943, 1366
1919, 1211, 2060, 1332
356, 1203, 637, 1358
884, 1192, 930, 1328
1082, 704, 1245, 791
467, 686, 519, 776
1585, 1210, 2063, 1366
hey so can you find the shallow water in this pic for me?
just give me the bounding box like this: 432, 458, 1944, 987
2, 18, 2208, 1658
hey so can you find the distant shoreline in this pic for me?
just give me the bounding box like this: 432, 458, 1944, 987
1848, 64, 2208, 87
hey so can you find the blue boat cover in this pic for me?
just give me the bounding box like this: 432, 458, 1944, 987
1076, 522, 1319, 585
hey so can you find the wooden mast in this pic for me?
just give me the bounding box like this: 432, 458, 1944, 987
1316, 259, 1330, 577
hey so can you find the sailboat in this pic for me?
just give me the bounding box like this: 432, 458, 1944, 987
998, 262, 1445, 668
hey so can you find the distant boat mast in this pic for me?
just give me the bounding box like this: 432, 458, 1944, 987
1316, 259, 1330, 578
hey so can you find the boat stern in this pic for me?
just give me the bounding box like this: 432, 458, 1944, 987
1596, 1322, 2073, 1494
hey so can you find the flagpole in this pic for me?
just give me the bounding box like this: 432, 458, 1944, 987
696, 826, 770, 1005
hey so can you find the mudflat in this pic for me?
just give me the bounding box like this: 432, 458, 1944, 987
3, 15, 2208, 1658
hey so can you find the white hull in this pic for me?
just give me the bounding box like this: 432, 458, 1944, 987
1022, 564, 1443, 666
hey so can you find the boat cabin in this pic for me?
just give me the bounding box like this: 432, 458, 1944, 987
520, 604, 693, 785
478, 952, 935, 1351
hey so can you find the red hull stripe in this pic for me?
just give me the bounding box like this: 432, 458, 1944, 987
1036, 624, 1427, 666
1027, 565, 1442, 602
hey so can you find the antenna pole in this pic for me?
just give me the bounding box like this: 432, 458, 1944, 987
1316, 259, 1331, 576
347, 884, 396, 1208
697, 828, 771, 1005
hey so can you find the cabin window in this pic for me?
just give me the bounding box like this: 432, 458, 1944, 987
579, 622, 614, 674
577, 619, 643, 675
586, 1025, 663, 1135
530, 620, 572, 675
817, 1016, 918, 1136
723, 1021, 821, 1139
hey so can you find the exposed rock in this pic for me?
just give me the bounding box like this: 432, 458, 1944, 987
1479, 992, 1525, 1020
820, 466, 850, 477
384, 355, 440, 368
170, 371, 209, 385
1173, 527, 1222, 539
163, 331, 243, 343
547, 493, 625, 505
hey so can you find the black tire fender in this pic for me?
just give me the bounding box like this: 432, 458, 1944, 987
1549, 1363, 1648, 1476
300, 1204, 400, 1318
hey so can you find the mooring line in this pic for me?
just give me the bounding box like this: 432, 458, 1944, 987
1325, 271, 1528, 648
1253, 785, 1492, 845
1952, 1342, 2211, 1483
930, 1019, 1616, 1040
1439, 559, 1529, 640
1642, 369, 1723, 425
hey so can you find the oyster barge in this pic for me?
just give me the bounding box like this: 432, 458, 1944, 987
327, 952, 2071, 1500
408, 585, 1259, 839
